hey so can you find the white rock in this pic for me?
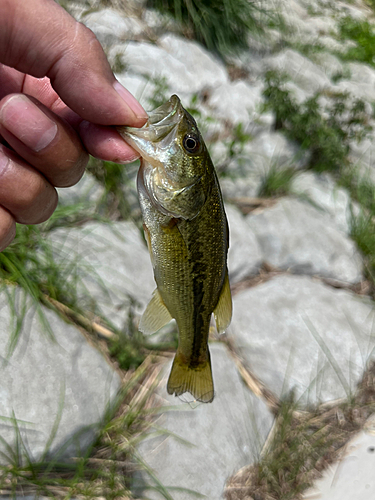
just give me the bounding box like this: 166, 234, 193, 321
312, 52, 344, 79
226, 204, 263, 282
265, 49, 331, 95
245, 130, 307, 170
349, 131, 375, 183
56, 172, 104, 208
48, 221, 154, 329
207, 80, 264, 127
111, 38, 227, 94
218, 131, 306, 200
220, 174, 264, 200
82, 8, 143, 47
246, 197, 363, 284
0, 287, 120, 464
303, 414, 375, 499
114, 72, 157, 109
291, 171, 354, 234
158, 34, 229, 89
135, 343, 274, 499
347, 62, 375, 86
230, 275, 375, 404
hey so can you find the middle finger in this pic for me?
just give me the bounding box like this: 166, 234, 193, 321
0, 94, 88, 187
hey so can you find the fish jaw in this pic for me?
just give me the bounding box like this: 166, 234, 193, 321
117, 94, 184, 165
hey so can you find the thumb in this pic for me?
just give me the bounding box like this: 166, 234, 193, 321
0, 0, 147, 126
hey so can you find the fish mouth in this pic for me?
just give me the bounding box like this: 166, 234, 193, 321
118, 95, 183, 153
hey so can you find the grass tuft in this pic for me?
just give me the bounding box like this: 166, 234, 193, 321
263, 71, 372, 173
338, 17, 375, 67
258, 166, 295, 198
146, 0, 263, 55
225, 361, 375, 500
0, 357, 180, 499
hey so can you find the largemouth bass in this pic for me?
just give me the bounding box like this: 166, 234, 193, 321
118, 95, 232, 403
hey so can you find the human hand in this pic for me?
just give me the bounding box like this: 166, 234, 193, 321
0, 0, 148, 251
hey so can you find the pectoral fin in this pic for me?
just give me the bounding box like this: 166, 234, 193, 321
139, 289, 172, 335
214, 270, 232, 334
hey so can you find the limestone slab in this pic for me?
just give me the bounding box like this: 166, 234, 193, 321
0, 287, 121, 464
114, 36, 227, 95
226, 204, 263, 282
265, 49, 331, 96
246, 197, 363, 284
291, 171, 355, 234
303, 415, 375, 499
48, 221, 155, 329
230, 275, 375, 405
82, 8, 143, 47
134, 343, 274, 499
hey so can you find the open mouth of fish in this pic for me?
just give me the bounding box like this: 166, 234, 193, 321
118, 95, 183, 155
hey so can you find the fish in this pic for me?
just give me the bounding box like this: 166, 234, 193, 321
118, 95, 232, 403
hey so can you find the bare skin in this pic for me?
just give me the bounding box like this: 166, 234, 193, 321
0, 0, 148, 250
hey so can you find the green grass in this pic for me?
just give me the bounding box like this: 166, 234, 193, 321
351, 212, 375, 283
226, 360, 375, 500
146, 0, 263, 55
0, 361, 187, 499
338, 17, 375, 67
0, 217, 87, 354
87, 158, 139, 221
258, 166, 295, 198
263, 70, 372, 173
262, 70, 375, 291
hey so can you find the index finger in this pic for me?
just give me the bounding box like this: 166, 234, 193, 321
0, 0, 147, 127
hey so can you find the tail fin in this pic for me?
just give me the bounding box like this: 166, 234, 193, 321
167, 350, 214, 403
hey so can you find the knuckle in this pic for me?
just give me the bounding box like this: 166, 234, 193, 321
54, 149, 88, 188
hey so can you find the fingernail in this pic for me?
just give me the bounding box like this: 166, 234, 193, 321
113, 81, 148, 121
0, 95, 57, 152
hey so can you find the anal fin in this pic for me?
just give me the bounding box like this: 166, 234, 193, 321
214, 270, 232, 334
139, 289, 172, 335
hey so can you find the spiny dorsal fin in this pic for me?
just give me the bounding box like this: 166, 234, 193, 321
214, 270, 232, 334
139, 289, 172, 335
167, 350, 214, 403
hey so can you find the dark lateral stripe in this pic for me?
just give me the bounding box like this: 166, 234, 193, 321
189, 249, 208, 368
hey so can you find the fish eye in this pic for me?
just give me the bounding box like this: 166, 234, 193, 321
183, 134, 201, 154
